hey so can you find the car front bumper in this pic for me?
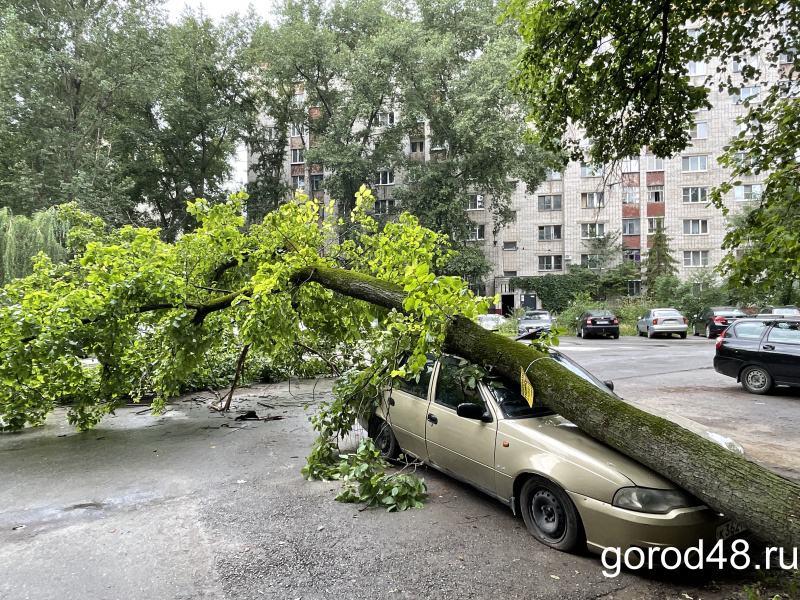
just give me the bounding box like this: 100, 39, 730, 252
568, 492, 736, 553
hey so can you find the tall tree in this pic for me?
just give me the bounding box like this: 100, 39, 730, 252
504, 0, 800, 296
641, 224, 678, 289
0, 0, 165, 222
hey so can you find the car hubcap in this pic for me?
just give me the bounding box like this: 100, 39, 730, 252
746, 370, 767, 390
375, 426, 392, 453
531, 490, 565, 539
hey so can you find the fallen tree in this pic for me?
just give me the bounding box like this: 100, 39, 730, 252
1, 190, 798, 548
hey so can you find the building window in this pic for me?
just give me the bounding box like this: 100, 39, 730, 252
683, 219, 709, 235
503, 241, 518, 251
290, 123, 303, 137
687, 61, 707, 75
581, 192, 605, 208
647, 185, 664, 203
627, 280, 642, 297
545, 169, 563, 181
265, 127, 278, 140
647, 217, 665, 234
622, 219, 640, 235
410, 140, 424, 153
732, 55, 758, 72
291, 175, 305, 190
581, 222, 605, 238
780, 52, 796, 64
689, 122, 708, 139
581, 254, 603, 269
684, 250, 709, 267
621, 156, 639, 173
692, 282, 709, 295
468, 225, 485, 241
538, 255, 562, 271
310, 174, 323, 191
734, 184, 762, 201
733, 153, 755, 171
375, 170, 395, 185
778, 79, 800, 98
373, 112, 395, 127
375, 199, 396, 214
580, 162, 603, 177
538, 225, 562, 241
624, 248, 641, 263
538, 195, 562, 211
733, 86, 760, 103
467, 194, 485, 210
681, 155, 707, 171
682, 187, 708, 203
292, 92, 306, 106
503, 270, 517, 277
646, 155, 664, 171
622, 186, 639, 204
291, 148, 305, 164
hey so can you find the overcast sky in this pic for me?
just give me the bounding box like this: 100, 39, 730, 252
162, 0, 273, 23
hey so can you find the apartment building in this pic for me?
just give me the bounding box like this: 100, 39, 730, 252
257, 46, 788, 314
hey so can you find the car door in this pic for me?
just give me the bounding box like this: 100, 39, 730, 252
424, 359, 498, 494
384, 359, 435, 460
720, 320, 769, 371
638, 310, 650, 333
762, 321, 800, 384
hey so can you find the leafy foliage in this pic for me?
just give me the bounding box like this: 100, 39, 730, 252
510, 271, 598, 313
0, 208, 69, 286
641, 225, 679, 288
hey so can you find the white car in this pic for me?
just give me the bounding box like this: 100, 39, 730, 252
637, 308, 688, 339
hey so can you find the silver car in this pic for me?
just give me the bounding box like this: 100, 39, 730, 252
517, 310, 552, 336
637, 308, 689, 338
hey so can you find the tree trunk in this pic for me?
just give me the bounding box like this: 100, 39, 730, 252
294, 266, 800, 549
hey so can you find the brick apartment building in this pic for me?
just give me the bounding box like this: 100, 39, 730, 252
255, 43, 789, 314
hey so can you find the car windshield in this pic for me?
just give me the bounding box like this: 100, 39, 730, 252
587, 310, 613, 317
549, 352, 618, 397
653, 309, 681, 317
522, 312, 549, 320
774, 307, 800, 314
488, 380, 554, 419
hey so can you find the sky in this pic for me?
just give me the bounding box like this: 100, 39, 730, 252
162, 0, 273, 23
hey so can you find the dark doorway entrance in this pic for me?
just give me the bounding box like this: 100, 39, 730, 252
501, 294, 515, 317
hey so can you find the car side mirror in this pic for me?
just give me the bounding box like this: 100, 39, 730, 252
575, 317, 579, 321
457, 403, 488, 421
603, 380, 615, 392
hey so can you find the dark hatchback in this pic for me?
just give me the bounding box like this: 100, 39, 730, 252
576, 310, 620, 339
692, 306, 747, 338
714, 316, 800, 394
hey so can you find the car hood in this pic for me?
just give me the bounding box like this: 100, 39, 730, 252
501, 415, 678, 490
519, 319, 552, 327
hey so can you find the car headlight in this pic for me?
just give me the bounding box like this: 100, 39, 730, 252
612, 487, 698, 514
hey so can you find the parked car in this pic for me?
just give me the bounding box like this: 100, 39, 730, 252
517, 310, 552, 337
476, 314, 507, 331
692, 306, 747, 339
636, 308, 688, 338
364, 354, 743, 555
576, 310, 619, 339
714, 315, 800, 394
758, 305, 800, 315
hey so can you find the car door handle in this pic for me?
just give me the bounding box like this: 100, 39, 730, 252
427, 413, 438, 424
388, 397, 395, 406
763, 345, 775, 351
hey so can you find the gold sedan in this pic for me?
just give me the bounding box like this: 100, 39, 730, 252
363, 354, 743, 554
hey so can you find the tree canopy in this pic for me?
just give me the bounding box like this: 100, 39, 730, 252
504, 0, 800, 298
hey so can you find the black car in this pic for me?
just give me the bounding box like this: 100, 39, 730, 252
692, 306, 747, 339
713, 316, 800, 394
576, 310, 619, 339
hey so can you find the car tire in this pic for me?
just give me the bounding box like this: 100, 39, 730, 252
693, 324, 700, 336
612, 332, 620, 339
705, 325, 715, 339
520, 477, 584, 553
680, 332, 687, 339
369, 417, 400, 459
647, 327, 654, 339
576, 326, 582, 338
581, 327, 589, 339
740, 366, 773, 395
637, 326, 644, 337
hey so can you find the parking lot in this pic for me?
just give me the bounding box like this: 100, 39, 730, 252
1, 338, 797, 600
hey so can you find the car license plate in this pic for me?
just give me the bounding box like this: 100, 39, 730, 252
598, 320, 609, 324
716, 521, 746, 540
663, 319, 677, 324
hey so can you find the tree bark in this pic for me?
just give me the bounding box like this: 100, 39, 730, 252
294, 266, 800, 549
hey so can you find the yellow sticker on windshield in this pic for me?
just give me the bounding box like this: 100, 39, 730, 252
520, 368, 535, 408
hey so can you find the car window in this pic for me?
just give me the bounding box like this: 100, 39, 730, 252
396, 360, 435, 399
774, 308, 800, 315
733, 321, 768, 340
653, 309, 681, 317
523, 312, 549, 320
587, 310, 613, 317
489, 380, 554, 419
716, 309, 746, 317
434, 360, 486, 411
549, 352, 617, 397
767, 322, 800, 344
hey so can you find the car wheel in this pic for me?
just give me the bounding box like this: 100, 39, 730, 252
679, 332, 687, 339
576, 326, 582, 338
693, 323, 700, 336
705, 325, 715, 339
369, 417, 399, 459
520, 477, 584, 553
612, 332, 620, 339
647, 327, 654, 339
740, 366, 773, 395
581, 327, 589, 339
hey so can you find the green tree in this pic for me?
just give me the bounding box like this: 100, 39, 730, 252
0, 208, 68, 286
641, 225, 678, 290
0, 189, 798, 549
504, 0, 800, 295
